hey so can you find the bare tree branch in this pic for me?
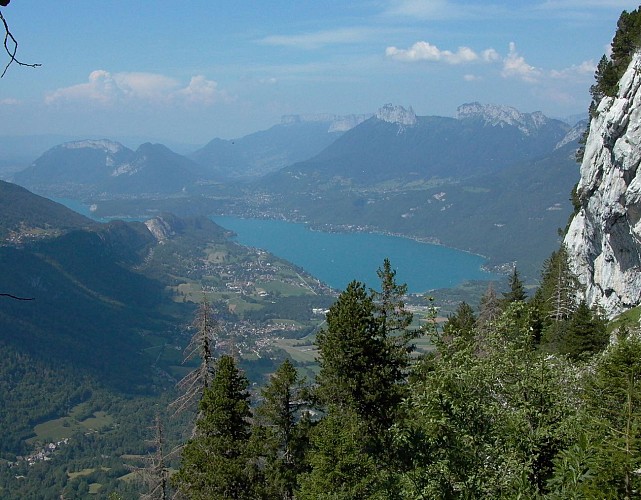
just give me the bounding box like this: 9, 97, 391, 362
170, 296, 220, 418
0, 7, 41, 78
127, 414, 177, 500
0, 292, 34, 300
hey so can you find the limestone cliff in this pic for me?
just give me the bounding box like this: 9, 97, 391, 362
564, 51, 641, 318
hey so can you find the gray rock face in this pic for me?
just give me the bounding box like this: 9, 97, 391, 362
456, 102, 552, 135
375, 103, 417, 126
145, 215, 181, 242
555, 119, 588, 151
564, 51, 641, 318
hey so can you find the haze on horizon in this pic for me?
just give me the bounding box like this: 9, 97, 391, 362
1, 0, 639, 145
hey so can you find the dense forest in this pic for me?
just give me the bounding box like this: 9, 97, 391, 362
141, 253, 638, 499
1, 253, 634, 498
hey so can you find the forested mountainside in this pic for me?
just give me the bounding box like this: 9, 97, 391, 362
139, 8, 641, 500
0, 180, 94, 240
4, 6, 641, 499
10, 100, 581, 279
190, 116, 351, 180
13, 140, 207, 197
0, 182, 337, 497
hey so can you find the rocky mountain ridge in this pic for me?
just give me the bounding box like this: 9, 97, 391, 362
280, 112, 371, 132
564, 50, 641, 318
555, 119, 588, 151
375, 103, 418, 126
457, 102, 552, 136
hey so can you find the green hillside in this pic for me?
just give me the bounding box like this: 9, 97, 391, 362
0, 180, 94, 241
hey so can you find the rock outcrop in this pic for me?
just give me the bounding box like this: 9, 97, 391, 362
564, 51, 641, 318
145, 216, 176, 243
456, 102, 556, 136
375, 103, 417, 126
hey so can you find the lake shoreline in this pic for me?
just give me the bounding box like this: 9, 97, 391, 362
214, 213, 506, 275
211, 215, 500, 294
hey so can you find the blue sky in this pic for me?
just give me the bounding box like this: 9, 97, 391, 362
0, 0, 639, 145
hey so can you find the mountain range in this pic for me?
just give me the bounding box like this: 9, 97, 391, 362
0, 99, 588, 489
8, 102, 584, 277
261, 103, 571, 191
249, 103, 580, 277
189, 115, 355, 180
14, 140, 206, 197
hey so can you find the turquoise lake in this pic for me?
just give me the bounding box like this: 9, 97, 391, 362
212, 216, 498, 293
47, 196, 498, 293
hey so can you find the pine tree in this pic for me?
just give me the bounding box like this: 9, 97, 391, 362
370, 258, 417, 406
315, 279, 402, 451
559, 301, 608, 360
138, 414, 170, 500
443, 301, 476, 343
539, 247, 580, 323
171, 295, 220, 416
316, 267, 415, 448
254, 359, 309, 500
502, 267, 527, 305
172, 355, 258, 499
372, 258, 413, 339
297, 409, 381, 500
308, 264, 418, 495
476, 282, 502, 333
578, 335, 641, 498
534, 246, 581, 351
611, 8, 641, 78
590, 54, 618, 104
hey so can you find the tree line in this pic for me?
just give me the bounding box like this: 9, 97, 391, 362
133, 251, 641, 499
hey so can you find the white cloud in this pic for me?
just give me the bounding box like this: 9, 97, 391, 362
482, 48, 500, 63
385, 41, 488, 64
113, 72, 177, 102
45, 70, 122, 105
46, 71, 230, 107
501, 42, 541, 83
549, 60, 595, 80
463, 74, 482, 81
0, 98, 21, 105
260, 27, 380, 49
177, 76, 230, 105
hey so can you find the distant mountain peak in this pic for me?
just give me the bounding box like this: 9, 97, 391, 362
60, 139, 125, 154
280, 113, 371, 133
16, 138, 200, 196
456, 102, 551, 135
375, 104, 417, 126
328, 114, 372, 132
555, 119, 588, 150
